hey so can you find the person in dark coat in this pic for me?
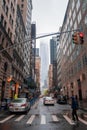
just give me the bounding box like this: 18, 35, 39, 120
71, 96, 79, 122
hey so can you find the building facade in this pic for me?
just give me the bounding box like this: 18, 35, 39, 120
59, 0, 87, 100
0, 0, 33, 103
12, 5, 26, 97
50, 37, 57, 89
35, 56, 41, 88
0, 0, 17, 101
48, 64, 53, 91
56, 36, 62, 91
18, 0, 33, 77
40, 42, 49, 89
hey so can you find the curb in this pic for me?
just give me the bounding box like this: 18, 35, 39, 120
79, 107, 87, 112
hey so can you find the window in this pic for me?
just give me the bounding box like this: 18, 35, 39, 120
76, 0, 80, 12
77, 60, 82, 71
85, 15, 87, 25
2, 0, 6, 8
11, 2, 13, 9
2, 36, 5, 44
78, 11, 81, 24
21, 4, 24, 8
6, 42, 8, 48
1, 14, 4, 24
6, 6, 8, 16
8, 28, 10, 35
0, 31, 2, 38
73, 10, 76, 21
4, 62, 8, 72
13, 8, 15, 15
72, 0, 75, 10
82, 53, 87, 66
74, 21, 77, 29
82, 0, 87, 14
10, 32, 12, 39
4, 20, 7, 28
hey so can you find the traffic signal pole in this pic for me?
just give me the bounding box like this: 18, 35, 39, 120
0, 28, 81, 53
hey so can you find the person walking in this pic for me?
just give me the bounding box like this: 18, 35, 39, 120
71, 95, 79, 122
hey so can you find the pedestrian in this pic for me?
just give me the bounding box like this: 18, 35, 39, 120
71, 95, 79, 122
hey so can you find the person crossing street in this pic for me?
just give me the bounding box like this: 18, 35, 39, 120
71, 95, 79, 122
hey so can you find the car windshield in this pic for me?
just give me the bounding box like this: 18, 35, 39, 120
12, 99, 26, 103
46, 97, 52, 100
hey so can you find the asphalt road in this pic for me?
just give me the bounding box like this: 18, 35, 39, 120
0, 98, 87, 130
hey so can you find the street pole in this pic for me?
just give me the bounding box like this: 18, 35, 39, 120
0, 29, 80, 53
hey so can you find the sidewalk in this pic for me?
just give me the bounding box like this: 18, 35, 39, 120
67, 99, 87, 112
0, 108, 8, 115
79, 100, 87, 112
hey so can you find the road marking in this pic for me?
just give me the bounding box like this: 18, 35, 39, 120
84, 115, 87, 118
26, 115, 35, 124
31, 101, 38, 109
15, 115, 25, 121
0, 115, 15, 123
78, 117, 87, 125
52, 115, 59, 122
63, 115, 75, 125
41, 115, 46, 124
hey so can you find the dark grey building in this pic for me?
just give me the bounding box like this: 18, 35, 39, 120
50, 37, 57, 64
50, 37, 57, 88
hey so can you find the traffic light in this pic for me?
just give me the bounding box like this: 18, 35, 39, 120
79, 32, 84, 44
72, 32, 79, 44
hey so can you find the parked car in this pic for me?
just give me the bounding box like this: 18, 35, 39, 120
57, 95, 67, 104
8, 98, 30, 113
43, 96, 55, 105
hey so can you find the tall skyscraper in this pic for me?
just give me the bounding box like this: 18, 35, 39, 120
50, 37, 57, 64
40, 42, 49, 91
50, 37, 57, 88
18, 0, 33, 77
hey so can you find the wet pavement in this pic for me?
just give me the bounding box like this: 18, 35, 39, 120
79, 100, 87, 111
0, 99, 87, 130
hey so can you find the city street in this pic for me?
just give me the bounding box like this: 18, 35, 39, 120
0, 99, 87, 130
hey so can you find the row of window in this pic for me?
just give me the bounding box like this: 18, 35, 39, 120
64, 53, 87, 81
12, 68, 23, 81
1, 0, 16, 34
0, 30, 12, 54
60, 0, 82, 57
1, 14, 12, 39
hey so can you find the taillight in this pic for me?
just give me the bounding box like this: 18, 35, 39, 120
21, 103, 27, 107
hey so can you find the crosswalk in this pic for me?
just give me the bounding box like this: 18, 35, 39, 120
0, 113, 87, 125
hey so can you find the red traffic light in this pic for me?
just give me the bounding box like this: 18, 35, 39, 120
79, 32, 84, 37
79, 32, 84, 44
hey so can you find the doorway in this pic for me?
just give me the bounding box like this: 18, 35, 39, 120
77, 79, 82, 100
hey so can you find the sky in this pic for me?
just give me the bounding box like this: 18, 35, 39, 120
32, 0, 69, 47
32, 0, 69, 87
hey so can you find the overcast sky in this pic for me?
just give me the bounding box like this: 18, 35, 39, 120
32, 0, 69, 47
32, 0, 69, 87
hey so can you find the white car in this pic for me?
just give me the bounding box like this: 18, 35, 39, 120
43, 97, 55, 105
9, 98, 30, 113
